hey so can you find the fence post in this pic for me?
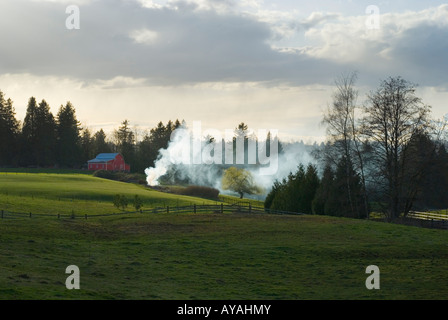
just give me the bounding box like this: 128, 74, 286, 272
167, 206, 169, 214
29, 212, 32, 218
1, 210, 3, 219
249, 204, 251, 213
85, 214, 87, 220
194, 204, 196, 214
221, 203, 223, 214
58, 213, 60, 219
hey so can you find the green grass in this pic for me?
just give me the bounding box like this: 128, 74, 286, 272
0, 173, 447, 300
0, 173, 217, 216
0, 213, 447, 300
218, 194, 265, 207
429, 209, 448, 215
0, 168, 94, 175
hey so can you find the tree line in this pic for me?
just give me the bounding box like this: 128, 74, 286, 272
0, 91, 281, 177
0, 91, 185, 173
264, 74, 448, 221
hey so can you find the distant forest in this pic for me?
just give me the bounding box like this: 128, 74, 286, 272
0, 91, 190, 173
0, 91, 286, 174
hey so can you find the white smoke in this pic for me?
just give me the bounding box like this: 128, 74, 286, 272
144, 123, 318, 197
145, 127, 191, 186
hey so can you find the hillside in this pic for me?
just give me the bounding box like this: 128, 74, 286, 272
0, 172, 218, 216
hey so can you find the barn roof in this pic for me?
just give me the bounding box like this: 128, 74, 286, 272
87, 153, 120, 163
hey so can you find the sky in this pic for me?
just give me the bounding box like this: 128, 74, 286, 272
0, 0, 447, 143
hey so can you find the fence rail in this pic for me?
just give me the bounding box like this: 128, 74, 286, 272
408, 211, 448, 221
0, 204, 304, 220
406, 211, 448, 229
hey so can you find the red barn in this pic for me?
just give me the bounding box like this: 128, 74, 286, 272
87, 153, 130, 172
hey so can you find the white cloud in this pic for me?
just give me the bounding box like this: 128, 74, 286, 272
130, 28, 159, 44
291, 4, 448, 86
29, 0, 91, 3
138, 0, 169, 9
301, 11, 341, 29
138, 0, 236, 13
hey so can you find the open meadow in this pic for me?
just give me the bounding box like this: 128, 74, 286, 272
0, 173, 447, 300
0, 172, 217, 216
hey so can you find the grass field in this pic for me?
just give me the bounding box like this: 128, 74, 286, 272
1, 212, 447, 300
0, 173, 447, 300
218, 194, 265, 207
0, 172, 217, 216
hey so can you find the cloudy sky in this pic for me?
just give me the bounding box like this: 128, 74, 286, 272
0, 0, 447, 142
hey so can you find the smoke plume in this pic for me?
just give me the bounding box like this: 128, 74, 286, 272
144, 124, 317, 198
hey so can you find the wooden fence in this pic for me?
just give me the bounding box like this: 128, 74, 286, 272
406, 211, 448, 229
3, 204, 446, 230
0, 203, 304, 220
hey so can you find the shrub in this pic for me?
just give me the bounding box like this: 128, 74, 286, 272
133, 195, 143, 211
176, 185, 220, 199
93, 170, 146, 184
113, 194, 122, 209
113, 194, 128, 210
119, 196, 128, 210
93, 170, 116, 180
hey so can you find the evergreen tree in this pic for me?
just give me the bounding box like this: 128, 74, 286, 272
0, 93, 20, 165
134, 133, 152, 173
92, 129, 111, 155
21, 97, 39, 166
331, 157, 365, 218
268, 164, 318, 214
22, 97, 56, 166
409, 133, 444, 210
80, 128, 94, 165
312, 165, 335, 215
114, 120, 135, 170
57, 102, 81, 167
174, 119, 182, 129
165, 120, 175, 140
264, 180, 281, 210
302, 164, 320, 213
36, 99, 57, 166
269, 177, 289, 211
148, 121, 169, 167
233, 122, 249, 165
438, 145, 448, 208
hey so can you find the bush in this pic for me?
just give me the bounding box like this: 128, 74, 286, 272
113, 194, 128, 210
175, 185, 220, 199
133, 195, 143, 210
93, 170, 146, 183
93, 170, 116, 180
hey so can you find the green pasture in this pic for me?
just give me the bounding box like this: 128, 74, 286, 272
0, 173, 217, 216
0, 172, 446, 300
0, 212, 447, 300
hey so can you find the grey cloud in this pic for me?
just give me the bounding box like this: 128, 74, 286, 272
0, 0, 340, 85
0, 0, 447, 89
383, 23, 448, 86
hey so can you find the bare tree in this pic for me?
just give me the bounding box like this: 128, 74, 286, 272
361, 76, 431, 221
321, 72, 369, 218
